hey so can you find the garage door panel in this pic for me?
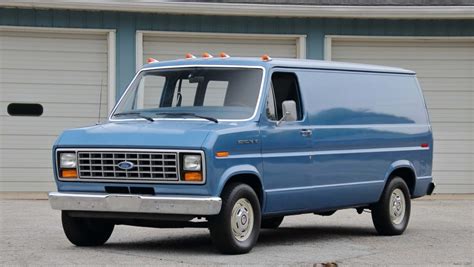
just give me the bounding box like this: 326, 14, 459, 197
143, 34, 299, 64
0, 135, 58, 150
30, 103, 107, 118
145, 46, 296, 55
1, 168, 53, 180
3, 51, 107, 71
145, 36, 297, 45
434, 184, 473, 194
144, 48, 296, 60
2, 69, 108, 86
429, 109, 473, 123
332, 43, 474, 60
1, 149, 52, 168
0, 103, 108, 118
418, 78, 473, 92
144, 43, 297, 54
332, 38, 474, 193
332, 58, 472, 70
1, 117, 98, 135
1, 30, 104, 39
1, 83, 108, 104
423, 91, 473, 109
432, 123, 473, 140
1, 92, 108, 105
0, 181, 56, 192
333, 39, 472, 47
434, 140, 474, 154
334, 58, 472, 78
433, 171, 473, 185
1, 34, 107, 53
0, 168, 53, 181
433, 154, 473, 171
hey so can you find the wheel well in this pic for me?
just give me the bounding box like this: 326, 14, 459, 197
390, 167, 416, 195
222, 174, 264, 206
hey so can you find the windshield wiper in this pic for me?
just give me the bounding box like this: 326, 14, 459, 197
155, 112, 218, 123
113, 112, 154, 122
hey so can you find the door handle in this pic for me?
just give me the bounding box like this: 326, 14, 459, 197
300, 129, 312, 137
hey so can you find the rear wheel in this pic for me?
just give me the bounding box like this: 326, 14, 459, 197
62, 211, 114, 246
209, 183, 261, 254
261, 216, 284, 229
371, 177, 411, 235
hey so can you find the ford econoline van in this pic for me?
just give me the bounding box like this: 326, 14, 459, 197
49, 56, 435, 254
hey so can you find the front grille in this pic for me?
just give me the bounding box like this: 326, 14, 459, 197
77, 151, 179, 181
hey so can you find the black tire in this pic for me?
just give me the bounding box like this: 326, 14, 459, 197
371, 177, 411, 235
209, 183, 261, 254
62, 211, 114, 246
261, 216, 284, 229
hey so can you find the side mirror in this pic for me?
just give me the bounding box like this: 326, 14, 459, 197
277, 100, 297, 126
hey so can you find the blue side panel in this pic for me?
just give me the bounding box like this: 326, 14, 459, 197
1, 7, 473, 104
266, 181, 383, 215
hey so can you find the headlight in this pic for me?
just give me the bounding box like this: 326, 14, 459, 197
183, 154, 201, 171
60, 152, 77, 168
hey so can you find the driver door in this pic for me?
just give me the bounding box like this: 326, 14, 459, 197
260, 71, 314, 214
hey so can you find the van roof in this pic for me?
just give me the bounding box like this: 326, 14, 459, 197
143, 57, 415, 75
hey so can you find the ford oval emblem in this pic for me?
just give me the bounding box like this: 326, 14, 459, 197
117, 161, 134, 170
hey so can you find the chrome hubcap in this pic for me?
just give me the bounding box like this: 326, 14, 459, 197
390, 188, 406, 225
231, 198, 254, 241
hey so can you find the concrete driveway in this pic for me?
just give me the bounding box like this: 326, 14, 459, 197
0, 197, 472, 266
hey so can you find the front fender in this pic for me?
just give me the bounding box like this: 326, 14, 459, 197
215, 164, 264, 197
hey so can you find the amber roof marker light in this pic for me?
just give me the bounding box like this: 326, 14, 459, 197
202, 52, 213, 59
261, 54, 272, 61
147, 58, 159, 64
219, 52, 230, 58
185, 53, 196, 59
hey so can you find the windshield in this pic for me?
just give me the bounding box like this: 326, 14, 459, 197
112, 67, 264, 121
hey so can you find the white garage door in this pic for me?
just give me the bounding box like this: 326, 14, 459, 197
0, 28, 110, 192
139, 32, 304, 66
329, 37, 474, 193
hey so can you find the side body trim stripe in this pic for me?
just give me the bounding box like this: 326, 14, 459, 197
220, 146, 429, 159
266, 180, 384, 193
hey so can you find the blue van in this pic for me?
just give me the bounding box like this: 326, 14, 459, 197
49, 55, 435, 254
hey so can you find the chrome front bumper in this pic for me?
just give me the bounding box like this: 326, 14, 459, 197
48, 192, 222, 215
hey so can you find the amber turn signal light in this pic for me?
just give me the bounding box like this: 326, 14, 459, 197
215, 151, 229, 158
184, 172, 203, 182
61, 169, 78, 179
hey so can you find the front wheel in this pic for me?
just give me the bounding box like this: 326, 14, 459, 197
62, 211, 114, 246
209, 183, 261, 254
371, 177, 411, 235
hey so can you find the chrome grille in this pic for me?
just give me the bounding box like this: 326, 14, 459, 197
77, 151, 179, 181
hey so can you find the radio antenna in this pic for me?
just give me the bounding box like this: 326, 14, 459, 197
97, 77, 104, 124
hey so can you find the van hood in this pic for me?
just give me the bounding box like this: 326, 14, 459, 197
56, 120, 238, 149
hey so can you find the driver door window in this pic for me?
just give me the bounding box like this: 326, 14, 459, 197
266, 72, 303, 121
